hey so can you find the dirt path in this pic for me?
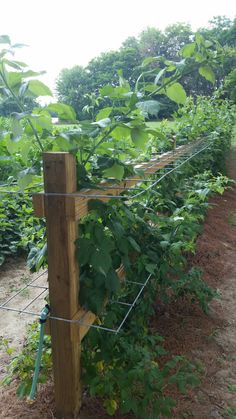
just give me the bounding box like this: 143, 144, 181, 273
0, 260, 48, 384
154, 147, 236, 418
0, 147, 236, 418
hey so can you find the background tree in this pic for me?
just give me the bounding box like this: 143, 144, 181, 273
56, 66, 90, 120
56, 16, 236, 120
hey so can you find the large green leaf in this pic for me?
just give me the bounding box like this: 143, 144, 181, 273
105, 270, 120, 295
4, 59, 27, 70
47, 103, 76, 121
181, 43, 195, 58
154, 68, 166, 84
90, 248, 112, 275
166, 83, 186, 104
136, 100, 161, 117
96, 107, 112, 121
199, 66, 215, 84
103, 163, 124, 180
131, 127, 148, 148
7, 72, 22, 87
141, 56, 160, 67
28, 80, 52, 96
111, 124, 130, 140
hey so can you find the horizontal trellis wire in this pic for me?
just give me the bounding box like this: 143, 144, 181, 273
31, 140, 210, 200
0, 269, 152, 334
0, 139, 211, 333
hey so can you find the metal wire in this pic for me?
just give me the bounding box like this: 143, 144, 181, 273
33, 142, 210, 201
0, 268, 152, 334
0, 139, 211, 334
0, 270, 48, 309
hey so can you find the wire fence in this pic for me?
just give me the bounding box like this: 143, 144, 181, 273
0, 138, 211, 333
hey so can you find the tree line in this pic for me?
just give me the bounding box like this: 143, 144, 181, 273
1, 16, 235, 119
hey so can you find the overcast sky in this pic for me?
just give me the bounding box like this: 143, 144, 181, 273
1, 0, 235, 91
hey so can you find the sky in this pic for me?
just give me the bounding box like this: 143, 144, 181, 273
1, 0, 235, 93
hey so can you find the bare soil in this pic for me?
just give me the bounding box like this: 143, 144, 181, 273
0, 148, 236, 418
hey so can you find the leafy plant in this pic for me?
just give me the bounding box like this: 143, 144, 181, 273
1, 322, 52, 398
0, 188, 45, 265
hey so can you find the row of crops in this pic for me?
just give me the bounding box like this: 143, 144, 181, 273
1, 98, 235, 417
0, 34, 235, 416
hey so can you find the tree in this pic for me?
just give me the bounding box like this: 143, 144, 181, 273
162, 23, 193, 59
0, 96, 37, 116
139, 27, 164, 57
56, 66, 90, 120
223, 68, 236, 102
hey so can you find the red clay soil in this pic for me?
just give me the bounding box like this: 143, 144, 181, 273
0, 149, 236, 418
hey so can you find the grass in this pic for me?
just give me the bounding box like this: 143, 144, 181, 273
228, 216, 236, 227
56, 120, 176, 131
146, 120, 176, 129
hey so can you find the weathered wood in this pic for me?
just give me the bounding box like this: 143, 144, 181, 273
31, 140, 204, 417
33, 142, 201, 219
43, 152, 81, 418
34, 142, 202, 219
32, 193, 45, 218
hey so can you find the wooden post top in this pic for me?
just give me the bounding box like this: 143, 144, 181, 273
43, 152, 77, 194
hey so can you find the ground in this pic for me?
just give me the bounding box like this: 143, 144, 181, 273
0, 146, 236, 418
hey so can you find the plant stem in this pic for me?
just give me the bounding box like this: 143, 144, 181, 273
0, 67, 44, 152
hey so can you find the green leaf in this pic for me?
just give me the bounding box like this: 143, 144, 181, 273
90, 248, 112, 275
93, 118, 111, 128
131, 127, 148, 148
4, 59, 27, 70
88, 199, 107, 214
7, 72, 22, 88
166, 83, 186, 104
181, 43, 195, 58
154, 68, 166, 84
96, 107, 112, 121
128, 237, 141, 252
77, 238, 94, 266
104, 163, 124, 181
47, 103, 76, 121
136, 100, 161, 117
199, 66, 215, 84
100, 85, 114, 97
228, 384, 236, 392
27, 243, 47, 271
111, 124, 130, 140
195, 33, 204, 46
17, 173, 32, 190
105, 270, 120, 295
11, 118, 23, 141
141, 56, 160, 67
23, 70, 46, 78
28, 80, 52, 96
16, 382, 29, 398
0, 35, 11, 45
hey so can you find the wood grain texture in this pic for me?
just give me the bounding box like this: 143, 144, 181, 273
43, 152, 82, 418
34, 142, 201, 219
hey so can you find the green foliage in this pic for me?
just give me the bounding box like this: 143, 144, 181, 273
1, 322, 52, 397
0, 189, 45, 266
223, 69, 236, 103
56, 18, 235, 119
1, 33, 235, 417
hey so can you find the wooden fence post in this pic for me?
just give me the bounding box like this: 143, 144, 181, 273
43, 152, 81, 418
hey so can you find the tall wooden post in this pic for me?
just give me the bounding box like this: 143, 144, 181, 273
43, 152, 81, 418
